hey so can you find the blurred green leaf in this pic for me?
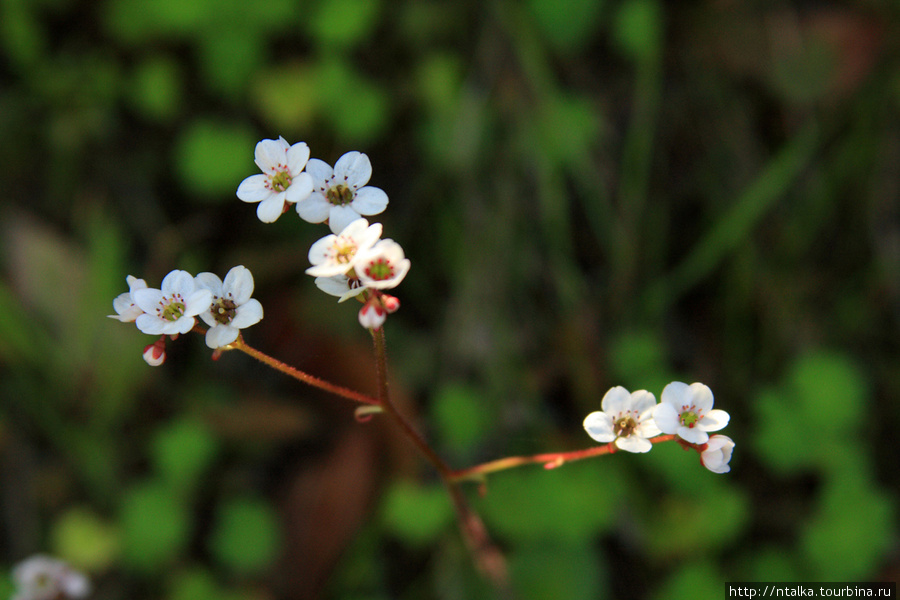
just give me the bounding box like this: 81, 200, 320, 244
432, 384, 494, 456
252, 63, 320, 133
607, 330, 672, 394
198, 30, 265, 97
151, 417, 219, 494
0, 0, 47, 70
479, 461, 622, 543
536, 94, 600, 166
613, 0, 662, 63
509, 542, 606, 600
128, 56, 183, 122
120, 481, 192, 572
789, 351, 867, 436
526, 0, 604, 53
753, 387, 821, 473
743, 546, 803, 582
173, 119, 257, 198
309, 0, 382, 48
380, 479, 454, 547
51, 507, 120, 572
209, 497, 281, 575
168, 569, 219, 600
652, 560, 725, 600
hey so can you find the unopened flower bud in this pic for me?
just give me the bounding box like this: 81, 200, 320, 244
700, 435, 735, 473
381, 294, 400, 313
358, 301, 387, 330
143, 338, 166, 367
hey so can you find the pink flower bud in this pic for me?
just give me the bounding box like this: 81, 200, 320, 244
358, 302, 387, 330
143, 338, 166, 367
381, 294, 400, 313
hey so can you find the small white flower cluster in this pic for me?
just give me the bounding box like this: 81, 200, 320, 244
110, 266, 263, 364
10, 555, 90, 600
583, 382, 735, 473
237, 137, 408, 330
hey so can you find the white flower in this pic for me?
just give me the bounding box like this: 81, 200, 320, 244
132, 270, 212, 336
12, 555, 90, 600
237, 137, 314, 223
583, 386, 661, 453
108, 275, 147, 322
306, 218, 382, 278
314, 274, 367, 302
296, 151, 389, 234
354, 239, 411, 290
653, 381, 730, 445
701, 435, 735, 474
194, 266, 263, 348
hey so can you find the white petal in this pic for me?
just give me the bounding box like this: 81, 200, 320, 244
583, 411, 616, 443
631, 390, 657, 414
635, 418, 661, 439
351, 186, 388, 215
689, 382, 715, 412
286, 141, 310, 174
304, 158, 334, 188
133, 288, 164, 313
616, 435, 652, 453
254, 137, 289, 172
223, 265, 254, 304
194, 272, 223, 296
173, 315, 197, 335
600, 386, 631, 415
206, 324, 239, 348
161, 270, 195, 295
678, 426, 708, 445
285, 172, 313, 204
231, 298, 263, 328
327, 205, 362, 234
135, 313, 167, 335
652, 402, 680, 434
699, 409, 730, 432
236, 174, 271, 203
334, 151, 371, 187
296, 193, 332, 223
184, 289, 213, 317
257, 194, 286, 223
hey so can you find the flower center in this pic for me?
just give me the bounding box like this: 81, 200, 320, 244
614, 415, 637, 437
160, 297, 186, 321
680, 407, 700, 428
365, 258, 394, 281
212, 297, 237, 325
326, 183, 354, 206
332, 240, 357, 263
270, 168, 292, 192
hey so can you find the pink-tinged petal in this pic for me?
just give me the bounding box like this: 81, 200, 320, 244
254, 137, 289, 172
304, 158, 334, 189
583, 411, 616, 443
689, 382, 715, 412
206, 324, 239, 348
631, 390, 657, 414
285, 172, 313, 203
223, 266, 254, 304
237, 174, 271, 202
678, 426, 708, 445
600, 386, 631, 415
132, 288, 164, 313
194, 272, 224, 296
135, 313, 167, 335
334, 151, 371, 187
184, 289, 213, 317
231, 298, 263, 328
308, 234, 338, 266
351, 186, 388, 215
636, 418, 661, 439
699, 409, 730, 432
286, 142, 310, 175
296, 193, 332, 223
327, 205, 361, 234
257, 194, 286, 223
652, 402, 680, 434
616, 435, 652, 453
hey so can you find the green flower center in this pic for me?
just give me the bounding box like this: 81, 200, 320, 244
365, 258, 394, 281
326, 183, 354, 206
161, 301, 186, 322
680, 410, 699, 428
614, 416, 637, 437
270, 170, 292, 192
212, 297, 237, 325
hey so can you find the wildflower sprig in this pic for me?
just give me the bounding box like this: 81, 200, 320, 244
106, 135, 737, 592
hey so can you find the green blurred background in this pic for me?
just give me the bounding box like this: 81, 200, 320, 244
1, 0, 898, 598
